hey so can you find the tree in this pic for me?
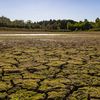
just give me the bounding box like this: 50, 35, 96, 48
0, 16, 11, 27
95, 17, 100, 28
95, 17, 100, 23
26, 20, 33, 29
82, 19, 92, 30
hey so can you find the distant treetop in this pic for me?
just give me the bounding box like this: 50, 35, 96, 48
0, 16, 100, 31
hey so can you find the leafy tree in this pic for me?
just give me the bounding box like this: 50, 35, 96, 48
95, 18, 100, 28
12, 20, 25, 28
0, 16, 11, 27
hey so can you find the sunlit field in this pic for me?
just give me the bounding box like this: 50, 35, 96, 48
0, 32, 100, 100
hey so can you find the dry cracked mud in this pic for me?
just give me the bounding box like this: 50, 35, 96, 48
0, 35, 100, 100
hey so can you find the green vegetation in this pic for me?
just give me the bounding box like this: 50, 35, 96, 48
0, 34, 100, 99
9, 89, 45, 100
0, 16, 100, 31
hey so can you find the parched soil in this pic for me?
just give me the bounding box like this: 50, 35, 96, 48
0, 34, 100, 100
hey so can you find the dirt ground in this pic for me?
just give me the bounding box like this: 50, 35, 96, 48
0, 33, 100, 100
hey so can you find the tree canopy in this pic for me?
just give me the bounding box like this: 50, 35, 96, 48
0, 16, 100, 31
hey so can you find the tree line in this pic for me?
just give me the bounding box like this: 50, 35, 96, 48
0, 16, 100, 31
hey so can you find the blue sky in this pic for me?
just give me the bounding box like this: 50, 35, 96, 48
0, 0, 100, 22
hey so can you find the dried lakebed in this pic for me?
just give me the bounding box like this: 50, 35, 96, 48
0, 34, 100, 100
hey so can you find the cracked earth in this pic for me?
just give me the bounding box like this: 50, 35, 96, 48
0, 35, 100, 100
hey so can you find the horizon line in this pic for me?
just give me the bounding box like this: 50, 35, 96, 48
0, 15, 99, 22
